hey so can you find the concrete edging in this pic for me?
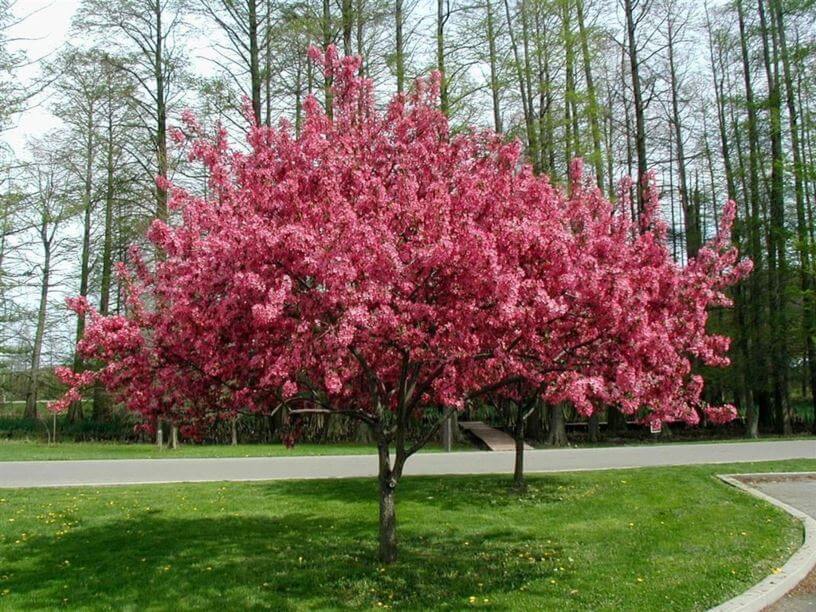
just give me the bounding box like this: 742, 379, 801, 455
709, 473, 816, 612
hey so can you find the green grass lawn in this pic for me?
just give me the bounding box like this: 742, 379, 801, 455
0, 440, 474, 462
533, 433, 816, 450
1, 459, 813, 610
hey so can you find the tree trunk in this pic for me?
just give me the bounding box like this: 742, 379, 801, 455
154, 1, 168, 222
575, 0, 603, 190
355, 0, 364, 73
737, 0, 772, 430
546, 403, 567, 447
265, 0, 272, 124
624, 0, 647, 214
24, 223, 52, 421
588, 412, 600, 442
377, 439, 398, 563
534, 8, 553, 175
395, 0, 404, 94
322, 0, 333, 118
437, 0, 448, 115
341, 0, 353, 54
503, 0, 538, 171
513, 402, 526, 489
485, 0, 501, 133
666, 15, 698, 258
231, 418, 238, 445
69, 116, 95, 423
248, 0, 261, 124
563, 0, 577, 171
745, 400, 760, 438
93, 84, 117, 423
441, 415, 452, 451
525, 400, 545, 441
170, 423, 178, 449
757, 0, 790, 435
606, 406, 627, 436
772, 0, 815, 434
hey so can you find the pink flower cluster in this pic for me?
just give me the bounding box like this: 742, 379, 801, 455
55, 46, 750, 433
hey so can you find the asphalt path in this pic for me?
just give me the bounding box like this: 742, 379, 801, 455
1, 439, 813, 488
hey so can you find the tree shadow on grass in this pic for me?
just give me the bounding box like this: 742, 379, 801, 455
3, 510, 562, 610
262, 473, 584, 514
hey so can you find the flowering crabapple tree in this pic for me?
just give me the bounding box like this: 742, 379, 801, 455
53, 46, 749, 563
490, 167, 750, 489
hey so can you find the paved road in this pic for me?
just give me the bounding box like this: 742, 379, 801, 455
0, 440, 813, 488
754, 475, 816, 612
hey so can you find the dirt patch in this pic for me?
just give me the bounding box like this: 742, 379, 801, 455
736, 473, 816, 485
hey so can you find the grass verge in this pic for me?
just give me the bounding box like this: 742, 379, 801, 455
1, 459, 814, 609
0, 440, 473, 461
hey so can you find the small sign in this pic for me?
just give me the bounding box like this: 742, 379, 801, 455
650, 420, 662, 434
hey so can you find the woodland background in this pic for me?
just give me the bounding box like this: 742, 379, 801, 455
0, 0, 814, 440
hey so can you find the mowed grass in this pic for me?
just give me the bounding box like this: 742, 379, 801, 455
0, 440, 473, 461
1, 460, 814, 610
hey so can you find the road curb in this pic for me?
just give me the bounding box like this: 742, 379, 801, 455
709, 472, 816, 612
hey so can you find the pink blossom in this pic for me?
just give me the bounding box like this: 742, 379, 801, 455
51, 48, 748, 437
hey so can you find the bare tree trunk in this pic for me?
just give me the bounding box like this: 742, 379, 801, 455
624, 0, 647, 214
757, 0, 790, 434
93, 79, 116, 422
737, 0, 772, 430
322, 0, 333, 118
772, 0, 816, 432
395, 0, 404, 94
563, 0, 577, 171
341, 0, 353, 55
620, 44, 635, 215
666, 14, 698, 258
265, 0, 272, 125
533, 8, 553, 175
69, 117, 95, 423
154, 1, 168, 222
486, 0, 502, 133
248, 0, 261, 124
588, 412, 600, 442
546, 403, 568, 447
24, 229, 52, 421
607, 406, 627, 436
576, 0, 603, 190
437, 0, 449, 115
503, 0, 539, 171
355, 0, 365, 72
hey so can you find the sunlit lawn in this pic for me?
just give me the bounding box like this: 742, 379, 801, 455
1, 459, 813, 610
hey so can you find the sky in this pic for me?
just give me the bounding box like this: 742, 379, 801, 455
5, 0, 77, 156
